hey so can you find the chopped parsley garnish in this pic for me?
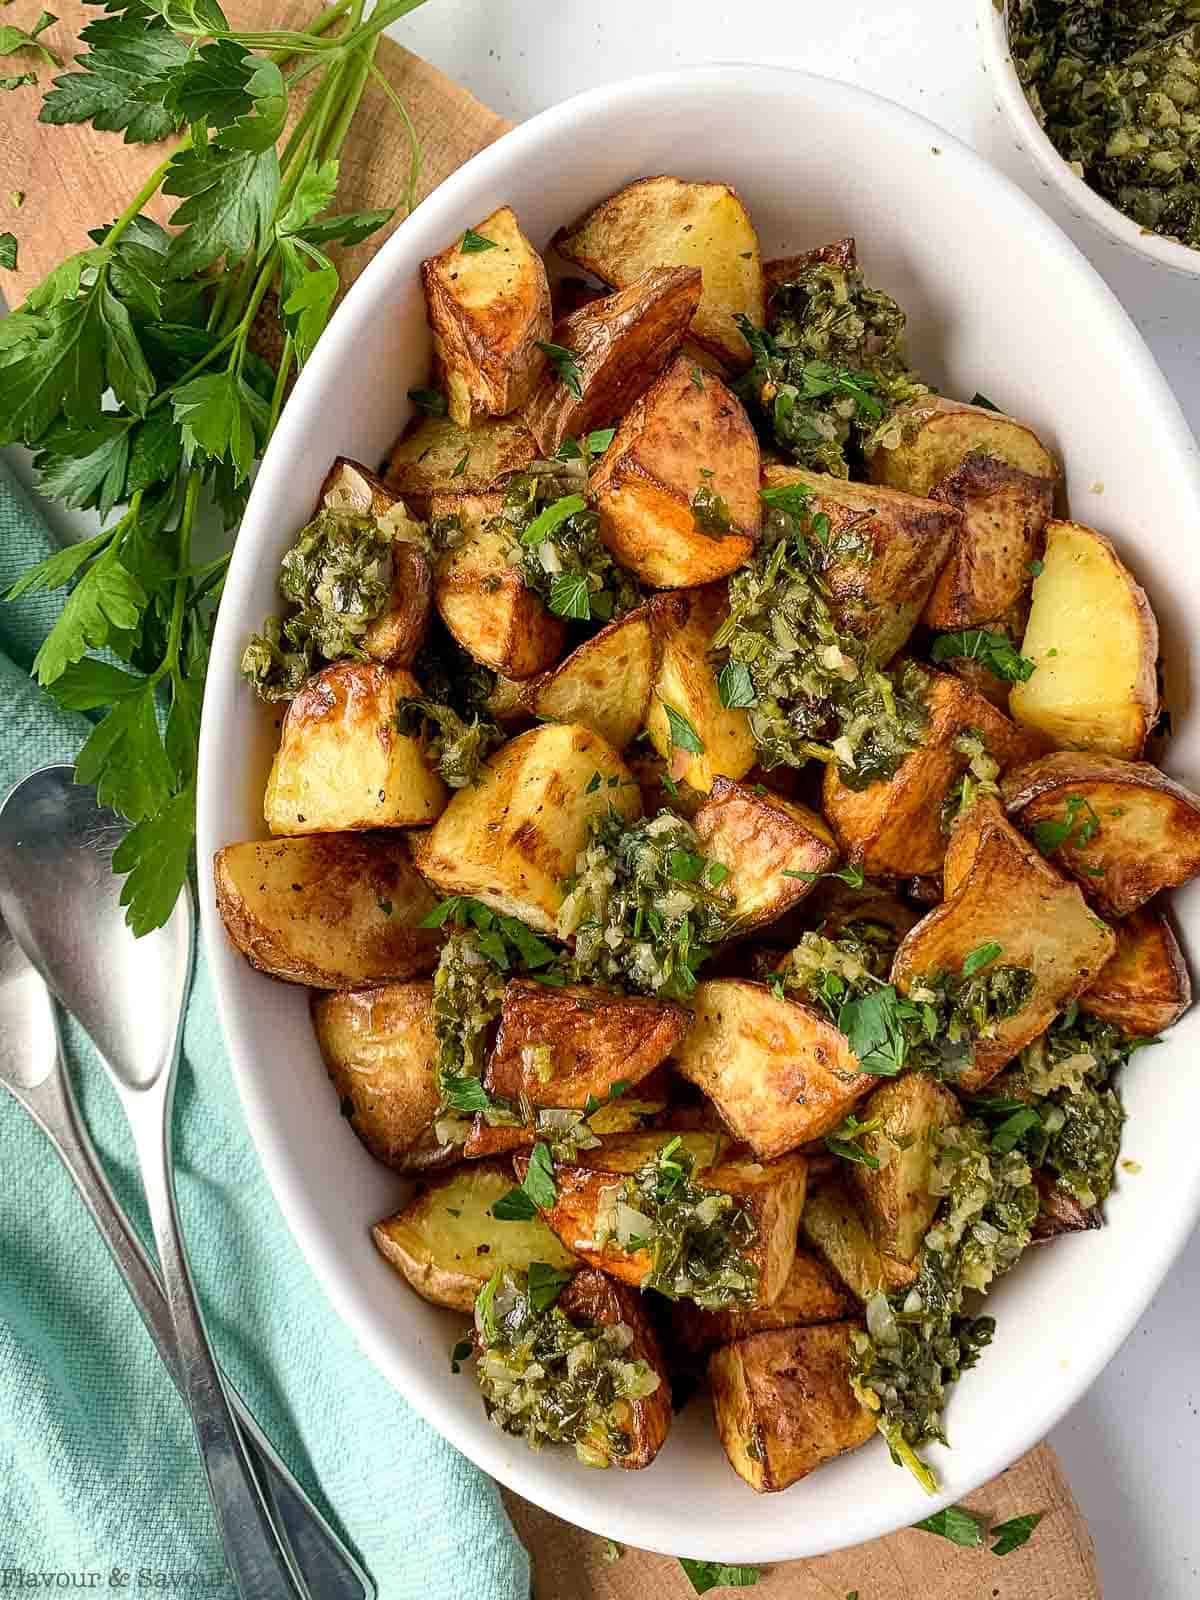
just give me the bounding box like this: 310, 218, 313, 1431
1030, 794, 1102, 856
824, 1112, 884, 1169
460, 227, 498, 253
930, 629, 1036, 683
782, 863, 865, 888
500, 472, 641, 624
449, 1338, 474, 1374
556, 428, 615, 462
912, 1506, 985, 1547
990, 1511, 1044, 1555
691, 475, 734, 535
526, 1260, 573, 1312
717, 659, 756, 709
536, 339, 584, 400
661, 700, 705, 754
407, 386, 449, 417
395, 697, 503, 788
678, 1560, 760, 1594
493, 1141, 558, 1220
962, 940, 1004, 978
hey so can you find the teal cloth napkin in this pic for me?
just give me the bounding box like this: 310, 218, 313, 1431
0, 459, 532, 1600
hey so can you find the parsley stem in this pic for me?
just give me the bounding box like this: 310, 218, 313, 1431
97, 141, 188, 255
267, 333, 295, 437
159, 470, 201, 684
268, 0, 355, 66
367, 61, 422, 215
320, 36, 377, 162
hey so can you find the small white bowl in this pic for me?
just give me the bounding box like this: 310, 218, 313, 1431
979, 0, 1200, 278
197, 64, 1200, 1563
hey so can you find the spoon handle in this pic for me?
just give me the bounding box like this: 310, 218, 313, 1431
9, 1061, 374, 1600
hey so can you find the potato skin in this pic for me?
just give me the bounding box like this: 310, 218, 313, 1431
645, 586, 756, 794
799, 1179, 917, 1302
692, 777, 838, 933
924, 452, 1054, 630
520, 266, 702, 456
868, 396, 1056, 496
673, 979, 875, 1159
214, 834, 441, 987
1029, 1171, 1103, 1243
709, 1323, 875, 1492
591, 356, 760, 587
519, 606, 657, 750
847, 1076, 963, 1262
671, 1248, 856, 1358
1002, 751, 1200, 918
263, 662, 447, 835
556, 1269, 673, 1469
1081, 906, 1191, 1035
384, 412, 537, 519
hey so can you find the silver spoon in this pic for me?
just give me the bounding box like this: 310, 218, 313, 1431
0, 767, 317, 1600
0, 905, 374, 1600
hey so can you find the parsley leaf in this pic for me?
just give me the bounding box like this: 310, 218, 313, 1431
825, 1112, 883, 1168
678, 1560, 760, 1594
536, 339, 583, 400
171, 370, 264, 482
661, 700, 704, 754
31, 555, 146, 685
161, 142, 279, 278
0, 10, 62, 67
970, 391, 1001, 411
758, 480, 814, 517
717, 659, 756, 709
493, 1141, 558, 1220
783, 863, 865, 888
912, 1506, 985, 1547
0, 231, 17, 269
520, 492, 587, 545
449, 1338, 473, 1374
40, 4, 190, 143
990, 1106, 1042, 1153
962, 940, 1003, 978
838, 986, 909, 1076
110, 783, 195, 935
990, 1511, 1043, 1555
460, 226, 497, 253
1, 72, 38, 91
930, 629, 1035, 683
1031, 795, 1102, 856
439, 1073, 495, 1115
526, 1260, 573, 1311
549, 570, 592, 620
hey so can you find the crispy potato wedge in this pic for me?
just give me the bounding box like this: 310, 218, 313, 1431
1081, 907, 1190, 1035
411, 722, 640, 933
763, 236, 858, 303
692, 777, 838, 933
671, 1248, 856, 1358
869, 396, 1056, 497
430, 491, 566, 678
673, 979, 874, 1159
762, 466, 960, 664
312, 981, 452, 1172
591, 356, 760, 587
264, 663, 447, 835
822, 671, 1045, 879
709, 1323, 875, 1492
1002, 751, 1200, 918
372, 1160, 578, 1311
556, 1269, 673, 1469
799, 1179, 917, 1301
923, 453, 1054, 629
520, 266, 702, 456
645, 586, 756, 794
421, 206, 552, 428
893, 797, 1116, 1091
520, 1138, 807, 1307
317, 457, 434, 667
1030, 1171, 1103, 1243
214, 834, 441, 987
1009, 520, 1159, 759
383, 412, 537, 518
554, 177, 764, 370
847, 1076, 963, 1261
518, 605, 657, 750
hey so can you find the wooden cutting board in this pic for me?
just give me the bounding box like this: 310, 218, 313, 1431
0, 7, 1101, 1595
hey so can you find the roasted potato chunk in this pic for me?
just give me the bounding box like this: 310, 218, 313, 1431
1030, 1171, 1103, 1243
421, 206, 552, 428
518, 606, 656, 750
709, 1323, 875, 1492
372, 1160, 578, 1310
263, 662, 447, 835
645, 586, 756, 794
761, 466, 960, 664
847, 1076, 963, 1261
411, 721, 640, 933
869, 396, 1056, 496
923, 453, 1054, 630
671, 1248, 856, 1357
893, 797, 1116, 1091
1009, 520, 1159, 759
312, 981, 452, 1172
822, 671, 1044, 879
520, 266, 702, 456
673, 979, 874, 1159
1002, 751, 1200, 918
317, 457, 433, 667
214, 834, 441, 987
555, 177, 764, 370
1081, 907, 1190, 1035
591, 356, 760, 587
692, 777, 838, 933
384, 412, 536, 517
799, 1179, 917, 1301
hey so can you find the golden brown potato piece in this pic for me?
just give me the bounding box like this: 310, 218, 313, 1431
555, 177, 764, 370
671, 1248, 856, 1357
312, 981, 453, 1172
869, 396, 1056, 496
263, 662, 447, 835
923, 453, 1054, 630
692, 777, 838, 933
822, 671, 1045, 879
673, 979, 874, 1159
763, 237, 858, 303
556, 1269, 673, 1469
372, 1160, 578, 1311
1081, 907, 1190, 1035
847, 1076, 963, 1261
1002, 751, 1200, 919
421, 206, 552, 428
1030, 1171, 1103, 1243
1009, 521, 1159, 760
893, 797, 1116, 1091
214, 834, 440, 988
761, 466, 960, 665
645, 586, 756, 794
520, 1138, 806, 1308
429, 491, 566, 678
520, 266, 702, 456
799, 1179, 917, 1302
316, 457, 434, 667
519, 606, 657, 750
384, 412, 536, 518
709, 1323, 875, 1492
591, 356, 760, 587
411, 721, 640, 933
